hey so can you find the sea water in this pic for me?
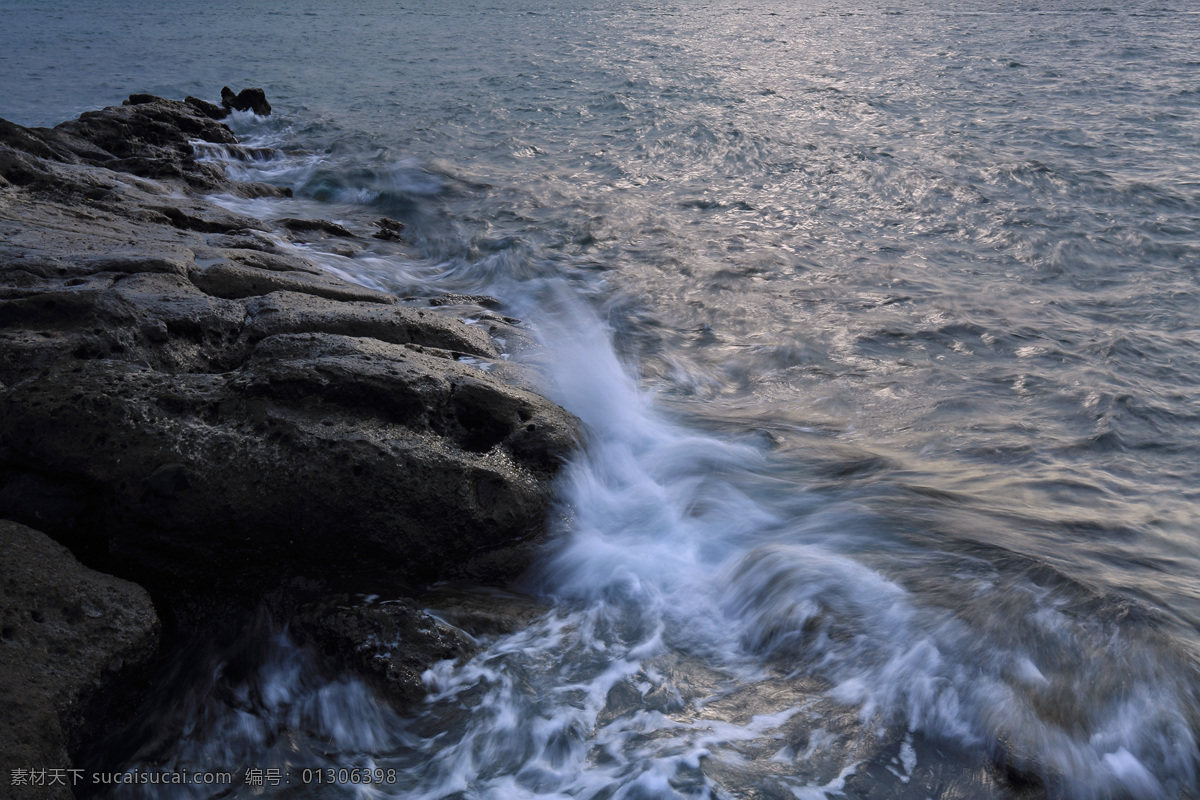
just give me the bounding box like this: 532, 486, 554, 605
3, 0, 1200, 797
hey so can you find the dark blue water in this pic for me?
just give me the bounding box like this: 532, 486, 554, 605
4, 1, 1200, 797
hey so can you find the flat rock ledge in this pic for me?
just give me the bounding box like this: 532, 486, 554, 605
0, 93, 577, 778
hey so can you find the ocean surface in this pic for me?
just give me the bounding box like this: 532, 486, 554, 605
3, 0, 1200, 797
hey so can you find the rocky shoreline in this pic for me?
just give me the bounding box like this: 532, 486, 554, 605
0, 91, 577, 794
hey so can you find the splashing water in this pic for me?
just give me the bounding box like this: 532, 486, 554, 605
112, 186, 1200, 796
28, 1, 1198, 796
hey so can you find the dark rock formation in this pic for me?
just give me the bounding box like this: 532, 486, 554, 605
0, 93, 285, 196
279, 216, 354, 237
0, 94, 576, 605
0, 520, 159, 800
289, 594, 474, 708
220, 86, 272, 116
0, 92, 576, 772
184, 95, 229, 121
373, 216, 406, 241
421, 585, 551, 636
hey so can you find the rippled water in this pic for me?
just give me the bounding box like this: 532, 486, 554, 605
4, 0, 1200, 797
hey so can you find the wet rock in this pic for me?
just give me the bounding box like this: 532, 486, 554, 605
241, 290, 497, 356
183, 95, 229, 120
279, 217, 353, 238
189, 260, 397, 302
422, 586, 551, 637
220, 86, 272, 116
427, 293, 501, 309
289, 595, 474, 708
0, 333, 575, 599
0, 97, 578, 639
0, 520, 159, 799
58, 95, 238, 188
373, 216, 406, 241
0, 93, 286, 198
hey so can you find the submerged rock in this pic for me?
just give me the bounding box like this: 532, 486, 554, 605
0, 520, 159, 799
373, 216, 406, 241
